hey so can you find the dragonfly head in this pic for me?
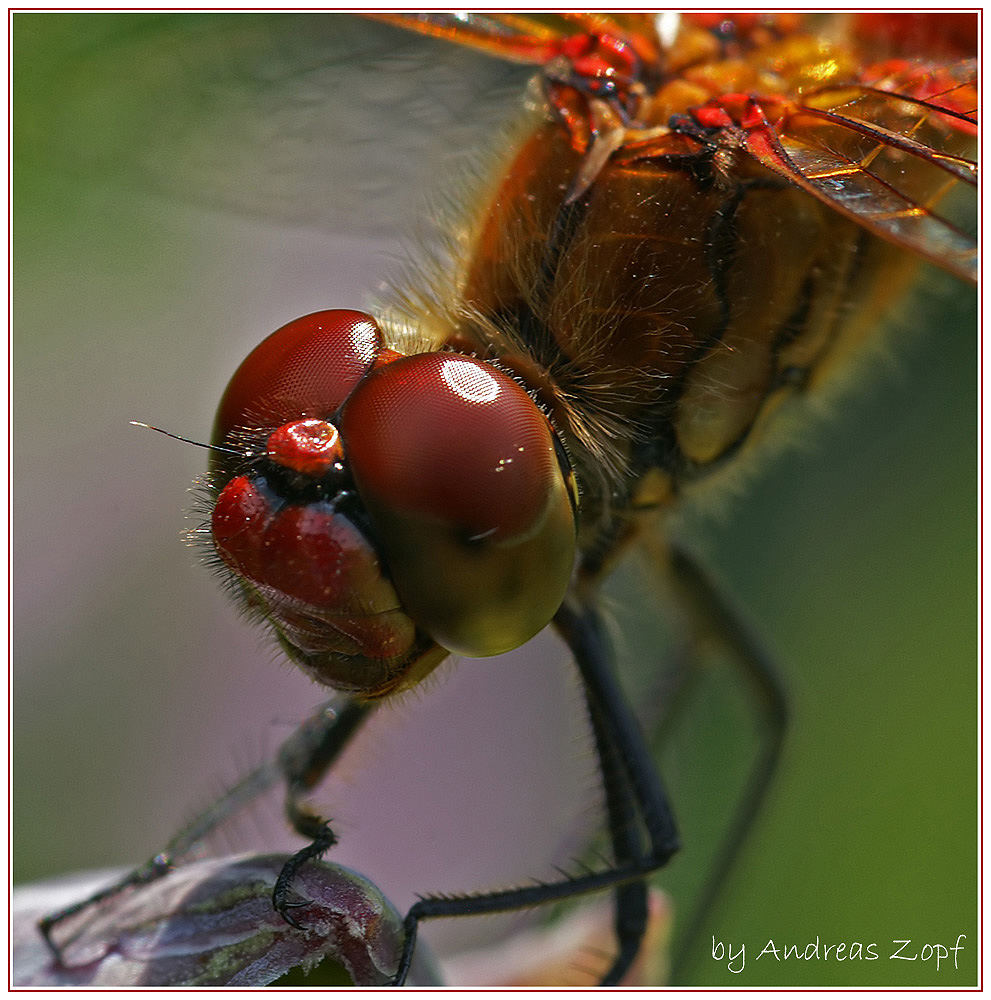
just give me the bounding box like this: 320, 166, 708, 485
208, 310, 577, 697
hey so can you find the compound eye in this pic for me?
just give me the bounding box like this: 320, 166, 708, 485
211, 310, 384, 474
339, 353, 577, 656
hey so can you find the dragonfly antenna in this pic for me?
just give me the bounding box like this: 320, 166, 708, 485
130, 421, 248, 458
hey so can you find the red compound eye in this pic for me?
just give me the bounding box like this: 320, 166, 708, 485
338, 353, 576, 657
212, 309, 385, 454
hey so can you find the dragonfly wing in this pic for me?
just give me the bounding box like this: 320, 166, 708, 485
15, 13, 531, 239
742, 65, 978, 282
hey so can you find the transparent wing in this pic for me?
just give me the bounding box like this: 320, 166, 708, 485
746, 62, 978, 282
14, 12, 532, 238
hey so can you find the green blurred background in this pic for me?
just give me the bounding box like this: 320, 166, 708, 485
13, 13, 977, 987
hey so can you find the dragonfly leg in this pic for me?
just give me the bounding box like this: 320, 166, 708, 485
38, 740, 284, 959
580, 633, 653, 984
271, 698, 374, 922
388, 597, 680, 985
584, 699, 651, 984
664, 542, 788, 982
563, 595, 683, 983
38, 696, 373, 961
38, 856, 173, 960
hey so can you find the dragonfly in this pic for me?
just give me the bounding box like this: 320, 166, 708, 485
15, 11, 977, 987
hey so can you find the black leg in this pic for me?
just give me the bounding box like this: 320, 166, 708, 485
388, 596, 681, 985
583, 687, 650, 985
39, 747, 284, 958
271, 698, 373, 921
39, 696, 372, 960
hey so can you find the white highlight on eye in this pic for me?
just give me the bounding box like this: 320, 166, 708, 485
442, 358, 500, 403
347, 318, 380, 358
